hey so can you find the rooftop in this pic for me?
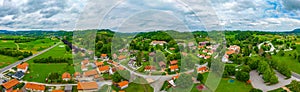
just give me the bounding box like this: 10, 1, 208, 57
77, 82, 98, 90
1, 79, 19, 89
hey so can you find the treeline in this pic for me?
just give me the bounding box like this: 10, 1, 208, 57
0, 49, 32, 60
33, 56, 72, 64
0, 37, 37, 43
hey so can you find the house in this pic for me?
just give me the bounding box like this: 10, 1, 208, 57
83, 70, 98, 77
12, 71, 25, 80
12, 89, 22, 92
25, 83, 45, 92
77, 82, 98, 91
81, 59, 89, 65
169, 65, 179, 72
97, 65, 110, 74
52, 90, 64, 92
159, 61, 166, 68
74, 72, 81, 78
101, 54, 108, 59
1, 79, 19, 92
16, 62, 29, 73
198, 66, 208, 74
117, 81, 129, 89
95, 61, 104, 67
170, 60, 178, 65
150, 41, 167, 46
226, 50, 235, 55
228, 45, 240, 53
81, 65, 88, 71
118, 55, 126, 61
144, 66, 156, 71
62, 72, 71, 81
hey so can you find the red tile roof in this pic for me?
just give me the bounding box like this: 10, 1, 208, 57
170, 65, 178, 70
83, 70, 98, 77
25, 83, 45, 91
77, 82, 98, 90
62, 72, 71, 79
118, 81, 129, 87
98, 65, 110, 72
17, 63, 28, 69
2, 79, 19, 89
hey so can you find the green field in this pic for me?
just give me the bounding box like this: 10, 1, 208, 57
23, 42, 74, 83
0, 55, 18, 68
18, 38, 58, 54
191, 73, 252, 92
0, 40, 17, 49
272, 51, 300, 74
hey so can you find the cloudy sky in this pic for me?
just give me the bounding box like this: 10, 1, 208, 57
0, 0, 300, 31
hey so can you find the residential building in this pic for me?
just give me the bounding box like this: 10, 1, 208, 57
95, 61, 104, 67
117, 81, 129, 89
198, 66, 208, 74
97, 65, 110, 74
169, 65, 179, 72
144, 66, 156, 71
83, 70, 98, 77
101, 54, 108, 59
62, 72, 71, 81
1, 79, 19, 92
77, 82, 98, 92
150, 41, 167, 46
16, 62, 29, 73
25, 83, 45, 92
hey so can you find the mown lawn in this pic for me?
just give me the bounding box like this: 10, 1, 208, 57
124, 83, 153, 92
23, 63, 74, 83
0, 55, 18, 68
23, 43, 74, 83
191, 73, 252, 92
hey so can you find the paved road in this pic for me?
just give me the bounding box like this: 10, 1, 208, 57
250, 70, 300, 92
0, 42, 61, 74
258, 41, 275, 52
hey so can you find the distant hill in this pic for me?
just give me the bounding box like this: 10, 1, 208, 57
291, 28, 300, 33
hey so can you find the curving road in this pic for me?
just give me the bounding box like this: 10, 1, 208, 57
0, 42, 61, 74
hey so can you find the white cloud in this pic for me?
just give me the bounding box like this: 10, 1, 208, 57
0, 0, 300, 31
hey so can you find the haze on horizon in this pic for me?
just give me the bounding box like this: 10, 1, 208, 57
0, 0, 300, 32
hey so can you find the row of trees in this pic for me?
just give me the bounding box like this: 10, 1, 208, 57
0, 49, 32, 60
33, 56, 72, 64
257, 61, 278, 84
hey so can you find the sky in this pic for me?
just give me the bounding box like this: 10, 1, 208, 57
0, 0, 300, 31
